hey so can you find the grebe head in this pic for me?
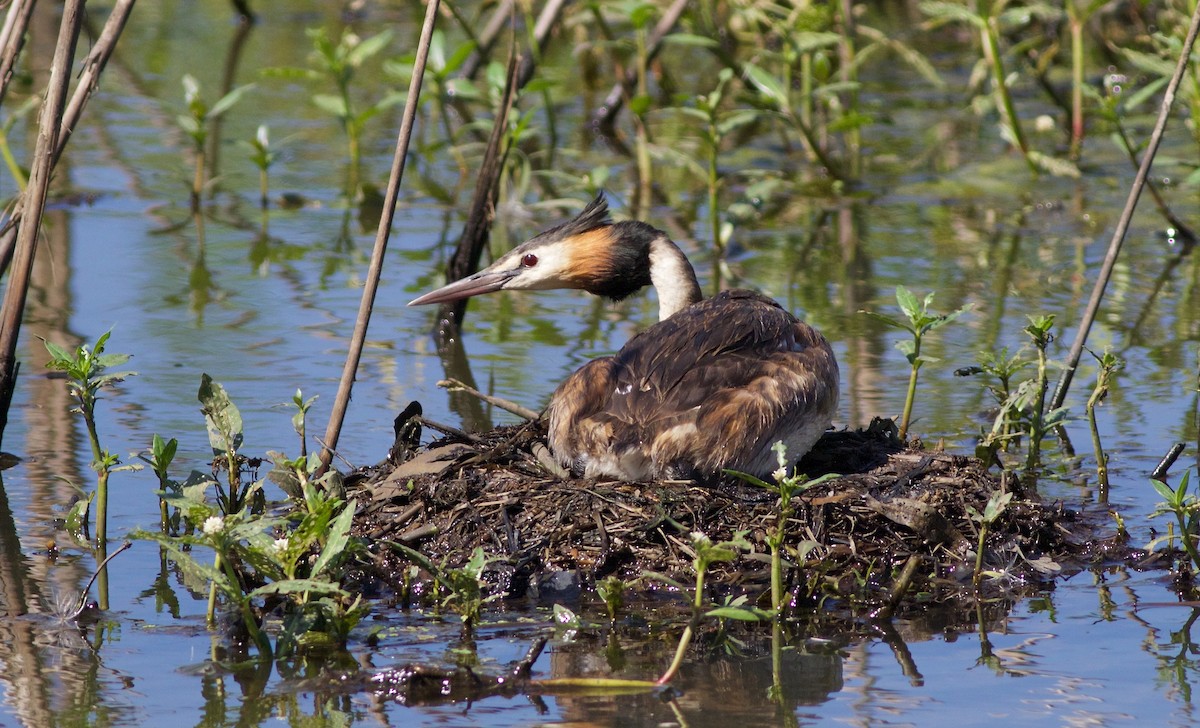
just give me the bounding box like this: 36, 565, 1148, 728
409, 194, 660, 307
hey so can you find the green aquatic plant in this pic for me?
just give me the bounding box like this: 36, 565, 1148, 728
270, 27, 399, 197
862, 286, 973, 441
731, 1, 942, 184
963, 316, 1068, 472
135, 481, 361, 659
1150, 470, 1200, 577
970, 347, 1031, 449
198, 373, 258, 516
139, 433, 180, 533
176, 74, 254, 206
239, 124, 278, 208
667, 68, 761, 274
389, 543, 502, 632
383, 29, 478, 174
727, 441, 833, 616
1063, 0, 1110, 158
1021, 314, 1061, 469
1086, 350, 1122, 497
966, 490, 1013, 590
44, 331, 139, 547
595, 575, 628, 623
920, 1, 1078, 177
645, 530, 763, 684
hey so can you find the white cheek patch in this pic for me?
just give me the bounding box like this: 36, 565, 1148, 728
504, 246, 572, 291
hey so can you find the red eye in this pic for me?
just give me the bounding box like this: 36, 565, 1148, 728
522, 253, 538, 268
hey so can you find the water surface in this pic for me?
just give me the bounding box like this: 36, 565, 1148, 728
1, 1, 1198, 725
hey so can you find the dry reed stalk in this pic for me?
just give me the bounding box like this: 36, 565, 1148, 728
317, 0, 443, 474
1052, 2, 1200, 410
0, 0, 84, 444
0, 0, 37, 107
0, 0, 136, 275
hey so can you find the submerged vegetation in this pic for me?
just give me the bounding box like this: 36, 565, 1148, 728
2, 0, 1200, 722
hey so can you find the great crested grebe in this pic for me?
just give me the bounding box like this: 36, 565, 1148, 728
409, 195, 839, 482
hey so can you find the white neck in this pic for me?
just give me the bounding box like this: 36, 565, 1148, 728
648, 235, 703, 320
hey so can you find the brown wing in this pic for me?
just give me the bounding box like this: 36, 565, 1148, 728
547, 290, 839, 480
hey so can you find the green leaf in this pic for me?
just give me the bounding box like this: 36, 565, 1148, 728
198, 374, 243, 456
310, 502, 355, 579
42, 339, 73, 365
66, 491, 94, 536
742, 63, 789, 108
791, 31, 842, 54
1117, 47, 1175, 79
663, 33, 719, 48
1151, 478, 1177, 501
716, 109, 760, 135
629, 94, 652, 116
249, 579, 347, 599
208, 83, 255, 119
895, 285, 921, 320
346, 29, 393, 67
923, 303, 974, 332
312, 93, 350, 120
1028, 150, 1082, 179
705, 606, 770, 621
629, 3, 657, 28
860, 310, 913, 333
176, 115, 201, 135
441, 39, 477, 75
135, 530, 239, 598
919, 1, 985, 28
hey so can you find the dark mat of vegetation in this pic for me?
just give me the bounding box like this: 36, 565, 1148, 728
346, 416, 1137, 616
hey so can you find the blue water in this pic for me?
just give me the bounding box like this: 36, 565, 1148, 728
0, 1, 1198, 725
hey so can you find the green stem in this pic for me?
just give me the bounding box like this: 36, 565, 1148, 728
81, 402, 108, 545
658, 556, 708, 684
657, 623, 692, 685
1027, 345, 1048, 469
95, 470, 109, 547
208, 552, 220, 626
980, 13, 1036, 174
1068, 5, 1084, 159
218, 548, 271, 657
899, 338, 921, 441
1086, 385, 1109, 501
1178, 511, 1200, 574
972, 522, 988, 591
0, 128, 27, 191
192, 147, 206, 209
770, 538, 783, 615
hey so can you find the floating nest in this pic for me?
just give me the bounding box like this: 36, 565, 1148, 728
346, 415, 1138, 616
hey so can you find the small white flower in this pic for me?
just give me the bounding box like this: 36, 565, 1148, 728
1034, 114, 1055, 133
772, 467, 789, 483
202, 516, 225, 535
271, 537, 289, 555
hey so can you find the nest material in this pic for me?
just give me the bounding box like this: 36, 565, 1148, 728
347, 417, 1127, 612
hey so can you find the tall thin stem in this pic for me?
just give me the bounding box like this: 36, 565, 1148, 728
318, 0, 442, 474
0, 0, 84, 446
1052, 1, 1200, 409
899, 338, 921, 441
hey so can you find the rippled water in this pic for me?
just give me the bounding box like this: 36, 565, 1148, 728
0, 1, 1198, 725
